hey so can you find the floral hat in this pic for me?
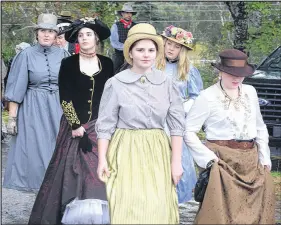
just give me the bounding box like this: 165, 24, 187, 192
161, 25, 193, 50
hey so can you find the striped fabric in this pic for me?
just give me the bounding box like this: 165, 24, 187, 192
105, 128, 179, 224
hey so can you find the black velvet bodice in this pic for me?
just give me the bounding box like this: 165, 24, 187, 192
59, 54, 114, 129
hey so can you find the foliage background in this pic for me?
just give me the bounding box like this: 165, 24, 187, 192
1, 1, 281, 88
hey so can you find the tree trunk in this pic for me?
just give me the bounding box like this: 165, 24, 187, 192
225, 2, 248, 53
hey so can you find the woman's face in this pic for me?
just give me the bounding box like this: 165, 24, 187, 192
77, 27, 96, 51
129, 39, 157, 70
220, 72, 244, 89
37, 29, 57, 46
164, 39, 182, 60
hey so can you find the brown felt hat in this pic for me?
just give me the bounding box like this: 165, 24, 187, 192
211, 49, 255, 77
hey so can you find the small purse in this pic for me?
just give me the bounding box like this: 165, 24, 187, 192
194, 160, 214, 202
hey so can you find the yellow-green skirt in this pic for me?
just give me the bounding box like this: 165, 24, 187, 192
105, 129, 179, 224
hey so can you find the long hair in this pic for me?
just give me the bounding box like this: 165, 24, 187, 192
156, 38, 191, 81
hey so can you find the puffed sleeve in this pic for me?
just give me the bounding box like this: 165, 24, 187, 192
252, 87, 272, 168
184, 94, 219, 168
184, 66, 204, 113
95, 78, 120, 140
166, 80, 185, 136
188, 65, 203, 99
5, 51, 29, 104
58, 59, 81, 130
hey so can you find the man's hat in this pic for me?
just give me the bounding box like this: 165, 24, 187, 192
116, 3, 137, 16
57, 11, 72, 24
211, 49, 255, 77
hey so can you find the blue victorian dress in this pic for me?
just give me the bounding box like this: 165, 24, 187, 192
164, 61, 203, 203
3, 44, 69, 191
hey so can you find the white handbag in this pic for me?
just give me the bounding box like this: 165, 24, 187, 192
61, 198, 110, 224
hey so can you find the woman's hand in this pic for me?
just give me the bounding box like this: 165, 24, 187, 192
97, 157, 110, 182
171, 159, 183, 186
72, 126, 85, 138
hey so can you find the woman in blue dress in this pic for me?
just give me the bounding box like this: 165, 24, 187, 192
157, 25, 203, 203
3, 14, 69, 192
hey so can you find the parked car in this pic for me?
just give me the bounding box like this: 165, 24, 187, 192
244, 45, 281, 171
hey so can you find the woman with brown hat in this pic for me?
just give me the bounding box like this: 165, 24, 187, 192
157, 25, 203, 204
29, 17, 113, 224
96, 23, 185, 223
3, 13, 69, 192
184, 49, 275, 224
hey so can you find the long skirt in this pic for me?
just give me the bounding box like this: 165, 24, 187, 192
28, 116, 109, 224
177, 143, 197, 203
106, 129, 179, 224
164, 123, 197, 203
195, 141, 276, 224
3, 89, 62, 191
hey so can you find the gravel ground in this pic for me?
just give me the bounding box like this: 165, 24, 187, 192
1, 137, 280, 224
1, 137, 199, 224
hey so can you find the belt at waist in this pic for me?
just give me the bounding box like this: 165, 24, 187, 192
207, 139, 255, 149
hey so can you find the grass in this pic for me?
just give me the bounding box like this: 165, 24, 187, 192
272, 171, 281, 200
2, 110, 9, 123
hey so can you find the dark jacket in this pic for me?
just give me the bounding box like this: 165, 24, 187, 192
59, 54, 114, 129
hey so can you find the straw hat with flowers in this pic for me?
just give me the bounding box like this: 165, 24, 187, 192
161, 25, 193, 50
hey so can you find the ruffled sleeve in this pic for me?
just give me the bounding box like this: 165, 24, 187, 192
58, 59, 81, 129
166, 80, 185, 136
5, 51, 29, 104
95, 78, 120, 140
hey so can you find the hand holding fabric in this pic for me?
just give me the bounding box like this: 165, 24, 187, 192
7, 116, 17, 135
72, 126, 85, 138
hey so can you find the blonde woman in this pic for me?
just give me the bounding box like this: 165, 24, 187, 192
157, 25, 203, 203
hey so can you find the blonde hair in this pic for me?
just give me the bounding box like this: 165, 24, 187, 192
156, 38, 191, 81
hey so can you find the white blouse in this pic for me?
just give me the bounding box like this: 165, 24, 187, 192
184, 82, 271, 169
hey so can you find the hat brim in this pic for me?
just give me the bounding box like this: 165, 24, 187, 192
58, 18, 72, 24
34, 24, 59, 32
123, 33, 164, 66
117, 10, 137, 16
65, 20, 111, 43
161, 34, 193, 50
211, 62, 255, 77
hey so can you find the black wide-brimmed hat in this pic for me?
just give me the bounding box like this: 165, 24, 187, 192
65, 17, 111, 43
211, 49, 255, 77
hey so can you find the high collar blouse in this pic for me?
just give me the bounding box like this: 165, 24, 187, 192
184, 82, 271, 169
95, 68, 185, 140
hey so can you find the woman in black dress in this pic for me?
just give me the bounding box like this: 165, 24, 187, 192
29, 17, 114, 224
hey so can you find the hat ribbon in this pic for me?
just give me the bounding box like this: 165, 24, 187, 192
221, 59, 246, 67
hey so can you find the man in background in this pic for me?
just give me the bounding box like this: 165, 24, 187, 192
110, 3, 137, 74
